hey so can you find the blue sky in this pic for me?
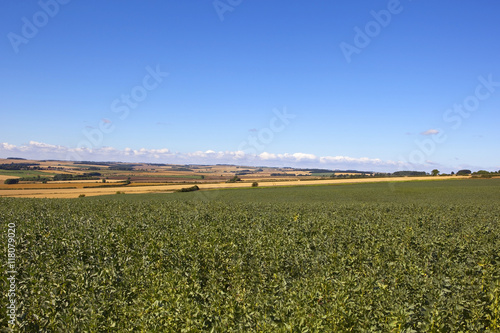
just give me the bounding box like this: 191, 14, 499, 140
1, 0, 499, 172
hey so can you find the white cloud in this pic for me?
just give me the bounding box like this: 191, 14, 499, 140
151, 148, 170, 154
0, 141, 417, 172
290, 152, 316, 161
258, 152, 277, 160
421, 129, 439, 135
0, 143, 16, 150
319, 155, 401, 167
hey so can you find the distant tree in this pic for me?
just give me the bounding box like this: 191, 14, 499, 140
125, 177, 131, 185
431, 169, 440, 176
451, 171, 455, 175
252, 182, 258, 187
226, 175, 241, 183
472, 170, 493, 178
457, 169, 472, 176
177, 185, 199, 192
102, 178, 106, 183
4, 179, 19, 184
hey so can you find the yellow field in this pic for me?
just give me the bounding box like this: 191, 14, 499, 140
0, 175, 15, 182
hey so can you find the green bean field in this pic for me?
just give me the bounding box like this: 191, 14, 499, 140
1, 179, 500, 331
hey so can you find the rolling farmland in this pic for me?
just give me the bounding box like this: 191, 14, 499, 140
4, 1, 500, 332
2, 158, 479, 199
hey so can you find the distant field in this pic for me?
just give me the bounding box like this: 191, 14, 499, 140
0, 175, 14, 182
0, 169, 58, 178
2, 179, 499, 331
308, 172, 333, 177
